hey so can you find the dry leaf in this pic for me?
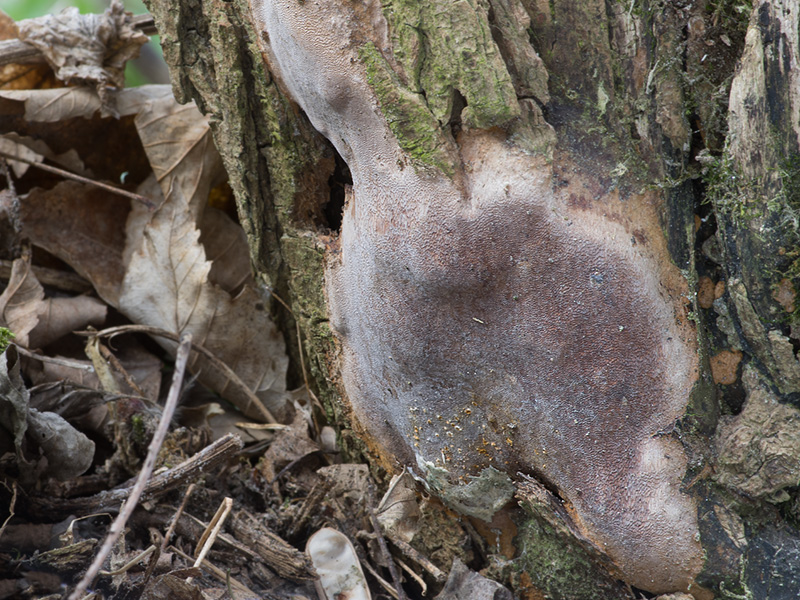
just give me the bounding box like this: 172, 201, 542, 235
26, 407, 95, 481
376, 470, 421, 544
258, 413, 319, 484
0, 87, 102, 121
29, 340, 161, 401
434, 558, 513, 600
28, 358, 97, 389
0, 188, 21, 257
0, 132, 90, 177
0, 346, 95, 482
0, 346, 29, 456
28, 295, 107, 349
119, 190, 287, 421
0, 134, 43, 178
0, 253, 46, 347
9, 82, 288, 421
0, 87, 155, 186
199, 207, 253, 293
21, 181, 129, 304
0, 10, 59, 91
131, 89, 225, 218
29, 382, 109, 433
17, 0, 147, 115
0, 84, 173, 123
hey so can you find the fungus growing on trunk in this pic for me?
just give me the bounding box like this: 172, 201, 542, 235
249, 0, 703, 593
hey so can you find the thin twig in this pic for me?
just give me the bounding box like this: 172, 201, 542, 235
68, 334, 193, 600
188, 497, 234, 584
367, 478, 408, 600
98, 545, 156, 576
0, 149, 156, 209
78, 324, 277, 424
162, 483, 196, 552
396, 558, 426, 595
362, 559, 400, 600
98, 341, 145, 396
384, 532, 447, 583
169, 544, 258, 597
12, 343, 95, 373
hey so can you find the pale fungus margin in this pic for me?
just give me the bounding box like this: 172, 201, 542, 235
248, 0, 703, 593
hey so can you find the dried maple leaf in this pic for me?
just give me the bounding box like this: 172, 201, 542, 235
119, 190, 287, 421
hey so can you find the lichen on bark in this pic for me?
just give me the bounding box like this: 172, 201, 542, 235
381, 0, 521, 128
359, 42, 457, 175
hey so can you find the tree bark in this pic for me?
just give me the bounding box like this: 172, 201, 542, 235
143, 0, 800, 597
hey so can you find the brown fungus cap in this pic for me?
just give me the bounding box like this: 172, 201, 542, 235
249, 0, 703, 593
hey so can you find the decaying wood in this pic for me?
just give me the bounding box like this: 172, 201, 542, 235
28, 433, 244, 517
229, 510, 315, 581
29, 539, 98, 575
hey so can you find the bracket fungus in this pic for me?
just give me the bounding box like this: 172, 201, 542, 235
250, 0, 703, 593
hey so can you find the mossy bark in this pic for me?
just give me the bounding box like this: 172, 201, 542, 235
143, 0, 800, 597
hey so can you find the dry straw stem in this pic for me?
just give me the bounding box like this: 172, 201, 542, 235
0, 150, 156, 209
169, 544, 258, 597
187, 497, 234, 584
78, 324, 278, 423
68, 333, 193, 600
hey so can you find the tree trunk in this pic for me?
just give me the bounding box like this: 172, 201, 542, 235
143, 0, 800, 597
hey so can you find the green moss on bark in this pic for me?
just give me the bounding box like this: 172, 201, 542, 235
359, 43, 456, 175
381, 0, 520, 129
509, 498, 631, 600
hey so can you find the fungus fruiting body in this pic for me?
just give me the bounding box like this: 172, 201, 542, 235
250, 0, 703, 592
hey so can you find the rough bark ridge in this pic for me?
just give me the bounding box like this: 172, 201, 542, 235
144, 0, 800, 598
